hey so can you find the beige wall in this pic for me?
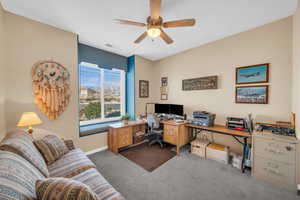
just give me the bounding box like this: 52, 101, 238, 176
293, 1, 300, 139
292, 0, 300, 184
0, 2, 5, 135
135, 56, 156, 116
3, 12, 106, 152
1, 11, 154, 151
0, 5, 296, 154
152, 17, 293, 152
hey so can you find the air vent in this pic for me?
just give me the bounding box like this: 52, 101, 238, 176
105, 43, 113, 48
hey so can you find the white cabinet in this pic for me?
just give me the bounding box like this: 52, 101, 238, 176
252, 132, 298, 192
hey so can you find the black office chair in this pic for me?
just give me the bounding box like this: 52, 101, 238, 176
146, 114, 164, 148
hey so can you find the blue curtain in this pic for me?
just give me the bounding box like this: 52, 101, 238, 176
126, 56, 135, 120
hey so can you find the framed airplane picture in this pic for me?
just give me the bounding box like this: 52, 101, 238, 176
236, 63, 269, 84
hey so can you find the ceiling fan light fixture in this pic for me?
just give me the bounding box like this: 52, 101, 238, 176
115, 0, 196, 44
147, 28, 161, 38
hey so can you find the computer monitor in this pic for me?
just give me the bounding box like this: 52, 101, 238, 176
155, 104, 184, 116
155, 104, 170, 114
169, 104, 184, 116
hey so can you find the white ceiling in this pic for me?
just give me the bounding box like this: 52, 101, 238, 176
1, 0, 297, 61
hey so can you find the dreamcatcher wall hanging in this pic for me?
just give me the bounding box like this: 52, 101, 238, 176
32, 61, 71, 120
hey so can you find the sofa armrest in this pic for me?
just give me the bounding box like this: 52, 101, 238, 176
64, 139, 75, 150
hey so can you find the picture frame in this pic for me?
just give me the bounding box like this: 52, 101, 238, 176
161, 77, 168, 87
161, 94, 168, 100
182, 76, 218, 91
236, 85, 269, 104
139, 80, 149, 98
160, 86, 168, 95
236, 63, 269, 85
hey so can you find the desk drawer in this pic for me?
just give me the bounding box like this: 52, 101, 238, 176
117, 127, 133, 148
164, 125, 178, 145
253, 137, 296, 164
253, 156, 296, 191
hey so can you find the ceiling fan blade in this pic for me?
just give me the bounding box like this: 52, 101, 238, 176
115, 19, 146, 27
160, 29, 173, 44
163, 19, 196, 28
134, 32, 148, 44
150, 0, 161, 20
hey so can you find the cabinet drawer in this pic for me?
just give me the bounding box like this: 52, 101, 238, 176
253, 156, 296, 191
164, 125, 178, 145
253, 137, 296, 164
117, 127, 133, 148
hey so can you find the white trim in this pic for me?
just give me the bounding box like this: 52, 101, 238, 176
85, 146, 108, 156
80, 62, 98, 68
297, 184, 300, 191
80, 117, 121, 126
120, 69, 126, 116
100, 68, 105, 119
79, 65, 125, 125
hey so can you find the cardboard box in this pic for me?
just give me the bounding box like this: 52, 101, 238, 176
206, 143, 229, 164
191, 139, 210, 158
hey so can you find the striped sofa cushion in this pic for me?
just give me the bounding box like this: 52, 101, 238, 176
0, 131, 49, 177
34, 135, 69, 165
0, 150, 45, 200
2, 129, 34, 141
36, 178, 99, 200
48, 148, 96, 178
72, 168, 125, 200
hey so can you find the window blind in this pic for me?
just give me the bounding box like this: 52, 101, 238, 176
78, 43, 128, 71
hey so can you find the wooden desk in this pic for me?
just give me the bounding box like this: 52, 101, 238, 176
108, 121, 146, 154
187, 124, 251, 137
108, 120, 251, 171
186, 123, 251, 172
162, 120, 190, 155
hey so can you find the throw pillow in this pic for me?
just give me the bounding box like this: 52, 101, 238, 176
34, 135, 69, 165
36, 178, 100, 200
64, 139, 75, 150
0, 130, 49, 177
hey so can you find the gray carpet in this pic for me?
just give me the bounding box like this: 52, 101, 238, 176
89, 150, 299, 200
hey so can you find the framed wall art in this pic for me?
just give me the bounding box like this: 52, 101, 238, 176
32, 60, 71, 120
182, 76, 218, 91
236, 63, 269, 84
139, 80, 149, 98
236, 85, 269, 104
161, 94, 168, 100
161, 77, 168, 87
160, 86, 168, 95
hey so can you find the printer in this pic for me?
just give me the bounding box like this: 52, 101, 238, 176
188, 111, 216, 127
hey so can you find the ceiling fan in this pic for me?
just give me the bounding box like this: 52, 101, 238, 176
115, 0, 196, 44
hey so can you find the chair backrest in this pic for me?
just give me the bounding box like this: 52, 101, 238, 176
147, 114, 160, 129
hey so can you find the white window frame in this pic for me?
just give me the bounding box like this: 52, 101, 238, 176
79, 62, 126, 126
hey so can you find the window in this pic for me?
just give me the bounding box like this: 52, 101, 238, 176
79, 62, 125, 125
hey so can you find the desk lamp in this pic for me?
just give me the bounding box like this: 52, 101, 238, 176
17, 112, 42, 135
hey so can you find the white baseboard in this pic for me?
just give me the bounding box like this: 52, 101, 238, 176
85, 146, 108, 156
